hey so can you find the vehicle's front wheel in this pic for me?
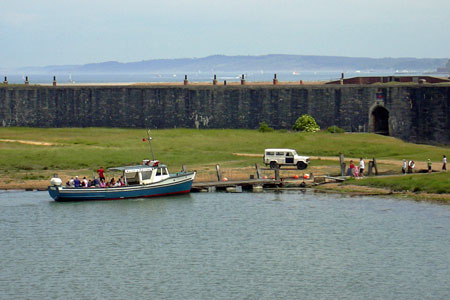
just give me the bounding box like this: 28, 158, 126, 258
296, 161, 307, 170
270, 161, 278, 169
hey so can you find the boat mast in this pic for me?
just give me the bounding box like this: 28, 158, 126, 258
146, 129, 155, 161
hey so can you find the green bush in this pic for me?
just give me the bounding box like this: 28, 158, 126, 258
327, 125, 345, 133
258, 121, 274, 132
293, 114, 320, 132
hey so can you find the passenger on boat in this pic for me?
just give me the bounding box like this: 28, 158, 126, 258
97, 167, 106, 181
82, 177, 88, 187
68, 177, 75, 187
99, 178, 106, 188
74, 176, 81, 187
92, 177, 100, 187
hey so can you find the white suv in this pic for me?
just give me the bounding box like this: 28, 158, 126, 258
264, 148, 310, 170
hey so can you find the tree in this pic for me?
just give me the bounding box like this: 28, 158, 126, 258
293, 114, 320, 132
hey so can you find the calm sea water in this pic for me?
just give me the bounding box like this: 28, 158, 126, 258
2, 71, 424, 85
0, 190, 449, 300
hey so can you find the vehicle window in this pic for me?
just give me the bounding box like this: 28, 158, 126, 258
286, 152, 293, 156
266, 152, 274, 156
276, 152, 284, 156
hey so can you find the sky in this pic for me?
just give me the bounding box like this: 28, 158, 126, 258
0, 0, 449, 68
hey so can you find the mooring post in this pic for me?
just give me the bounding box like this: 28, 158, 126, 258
3, 76, 7, 85
340, 73, 344, 85
240, 74, 245, 85
255, 163, 262, 179
213, 74, 217, 85
216, 164, 222, 181
373, 158, 378, 175
368, 161, 373, 176
184, 75, 188, 85
224, 80, 227, 86
25, 76, 29, 85
273, 73, 278, 85
53, 76, 57, 86
274, 168, 280, 181
339, 153, 345, 176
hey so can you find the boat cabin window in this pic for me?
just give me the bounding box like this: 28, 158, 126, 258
141, 170, 152, 181
125, 172, 140, 185
156, 168, 162, 176
162, 168, 168, 175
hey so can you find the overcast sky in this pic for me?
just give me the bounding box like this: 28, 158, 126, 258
1, 0, 449, 68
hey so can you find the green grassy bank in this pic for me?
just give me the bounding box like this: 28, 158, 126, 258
345, 172, 450, 194
0, 127, 448, 170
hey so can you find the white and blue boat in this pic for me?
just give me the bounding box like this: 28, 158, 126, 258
48, 160, 196, 202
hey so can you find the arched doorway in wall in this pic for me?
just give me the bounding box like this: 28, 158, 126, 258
370, 106, 390, 135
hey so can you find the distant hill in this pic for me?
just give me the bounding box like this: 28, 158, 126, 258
16, 54, 449, 73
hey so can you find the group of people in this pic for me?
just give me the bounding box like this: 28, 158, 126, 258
65, 167, 126, 188
402, 155, 447, 174
65, 176, 126, 188
347, 158, 365, 177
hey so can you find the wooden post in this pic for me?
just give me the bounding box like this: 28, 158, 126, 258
213, 75, 217, 85
216, 164, 222, 181
368, 161, 373, 176
255, 163, 262, 179
273, 73, 278, 85
53, 76, 57, 86
274, 168, 280, 181
181, 165, 187, 172
183, 75, 188, 85
373, 158, 378, 175
3, 76, 7, 85
339, 153, 345, 176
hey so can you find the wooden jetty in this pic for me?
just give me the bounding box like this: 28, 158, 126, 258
191, 178, 281, 192
189, 163, 347, 193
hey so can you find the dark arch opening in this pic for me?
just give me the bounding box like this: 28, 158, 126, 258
371, 106, 389, 135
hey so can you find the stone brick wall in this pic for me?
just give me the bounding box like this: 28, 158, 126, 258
0, 84, 449, 145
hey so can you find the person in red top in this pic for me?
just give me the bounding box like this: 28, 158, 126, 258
97, 167, 105, 181
349, 160, 356, 177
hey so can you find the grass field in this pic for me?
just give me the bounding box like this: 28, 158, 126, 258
0, 127, 448, 194
344, 172, 450, 194
0, 127, 448, 169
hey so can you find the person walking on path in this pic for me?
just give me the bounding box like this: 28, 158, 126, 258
443, 155, 447, 171
359, 158, 365, 177
427, 159, 432, 173
402, 159, 407, 174
408, 160, 415, 173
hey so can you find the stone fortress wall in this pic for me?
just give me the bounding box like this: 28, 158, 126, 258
0, 84, 449, 145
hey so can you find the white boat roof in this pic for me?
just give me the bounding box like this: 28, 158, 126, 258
109, 164, 167, 173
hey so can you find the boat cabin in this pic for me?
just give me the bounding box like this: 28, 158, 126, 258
109, 160, 170, 186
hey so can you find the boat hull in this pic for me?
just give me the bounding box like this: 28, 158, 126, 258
48, 172, 195, 202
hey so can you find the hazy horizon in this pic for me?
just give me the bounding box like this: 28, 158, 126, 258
1, 0, 449, 68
